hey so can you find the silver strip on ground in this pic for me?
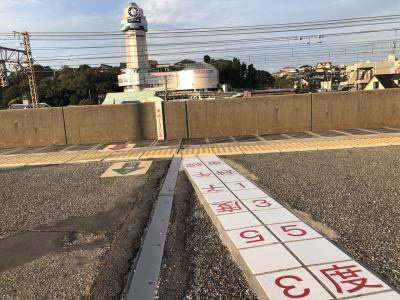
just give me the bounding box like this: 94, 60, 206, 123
125, 157, 181, 300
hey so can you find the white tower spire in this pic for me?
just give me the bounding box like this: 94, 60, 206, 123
118, 2, 150, 91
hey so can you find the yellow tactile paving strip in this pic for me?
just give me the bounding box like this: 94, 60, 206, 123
0, 154, 43, 167
140, 148, 177, 159
239, 144, 279, 154
1, 136, 400, 168
67, 151, 112, 163
30, 153, 80, 165
104, 150, 143, 161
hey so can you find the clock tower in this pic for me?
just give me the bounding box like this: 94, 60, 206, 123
119, 3, 150, 91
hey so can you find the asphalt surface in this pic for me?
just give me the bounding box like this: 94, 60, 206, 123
157, 172, 257, 300
0, 160, 169, 299
226, 146, 400, 289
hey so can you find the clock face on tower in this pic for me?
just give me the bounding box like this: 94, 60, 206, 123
128, 5, 139, 18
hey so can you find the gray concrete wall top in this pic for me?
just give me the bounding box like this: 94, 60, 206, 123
63, 104, 141, 145
0, 107, 66, 148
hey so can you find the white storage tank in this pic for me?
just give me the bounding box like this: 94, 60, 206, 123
178, 62, 219, 90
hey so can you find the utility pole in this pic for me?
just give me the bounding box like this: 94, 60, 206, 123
1, 32, 39, 108
0, 60, 7, 87
0, 46, 24, 88
164, 74, 168, 101
18, 32, 39, 108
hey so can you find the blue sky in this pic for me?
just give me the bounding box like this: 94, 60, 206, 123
1, 0, 400, 71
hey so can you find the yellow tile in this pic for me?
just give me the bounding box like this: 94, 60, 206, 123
179, 148, 198, 157
68, 151, 111, 163
29, 153, 79, 165
141, 148, 177, 159
279, 142, 313, 151
0, 154, 42, 167
104, 150, 143, 161
240, 144, 279, 154
196, 147, 216, 156
211, 146, 243, 155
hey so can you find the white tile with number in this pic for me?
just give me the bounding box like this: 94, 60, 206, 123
209, 200, 249, 215
308, 261, 390, 298
267, 222, 322, 243
256, 268, 332, 300
241, 197, 283, 211
227, 226, 279, 249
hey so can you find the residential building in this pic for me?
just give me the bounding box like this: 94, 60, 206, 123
344, 53, 400, 90
364, 74, 400, 90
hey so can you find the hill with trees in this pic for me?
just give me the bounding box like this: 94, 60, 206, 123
0, 64, 121, 109
0, 57, 275, 109
204, 55, 274, 89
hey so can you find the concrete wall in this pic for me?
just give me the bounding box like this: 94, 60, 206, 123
3, 89, 400, 149
312, 89, 400, 131
139, 102, 159, 140
63, 104, 141, 144
0, 107, 66, 148
187, 94, 311, 138
163, 101, 188, 139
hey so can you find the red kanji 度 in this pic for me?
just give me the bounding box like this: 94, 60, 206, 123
207, 161, 223, 166
193, 172, 212, 178
213, 201, 242, 213
202, 184, 225, 193
320, 264, 384, 294
216, 169, 236, 176
185, 162, 203, 168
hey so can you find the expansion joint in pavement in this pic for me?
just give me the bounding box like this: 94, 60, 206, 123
123, 157, 181, 300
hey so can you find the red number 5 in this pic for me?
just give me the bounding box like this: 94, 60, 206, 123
281, 224, 307, 237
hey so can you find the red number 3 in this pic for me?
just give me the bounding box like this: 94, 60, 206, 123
275, 275, 310, 299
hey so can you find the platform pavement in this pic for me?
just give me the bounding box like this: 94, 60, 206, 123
1, 128, 400, 168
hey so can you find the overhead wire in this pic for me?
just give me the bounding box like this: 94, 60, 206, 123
2, 14, 399, 70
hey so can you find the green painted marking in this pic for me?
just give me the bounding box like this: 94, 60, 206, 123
113, 162, 144, 175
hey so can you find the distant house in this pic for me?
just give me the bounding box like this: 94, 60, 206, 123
364, 74, 400, 90
298, 65, 313, 73
174, 59, 196, 69
315, 62, 333, 73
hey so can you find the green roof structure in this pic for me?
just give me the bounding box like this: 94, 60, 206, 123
103, 91, 161, 105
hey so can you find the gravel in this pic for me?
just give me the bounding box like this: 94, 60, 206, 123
0, 160, 169, 299
226, 146, 400, 289
157, 171, 258, 300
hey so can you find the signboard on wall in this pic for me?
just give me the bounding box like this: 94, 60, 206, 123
154, 100, 165, 140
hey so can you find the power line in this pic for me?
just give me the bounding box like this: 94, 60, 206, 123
32, 38, 399, 62
1, 14, 399, 36
20, 20, 400, 40
25, 27, 400, 52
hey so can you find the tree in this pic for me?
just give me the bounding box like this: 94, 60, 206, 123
274, 76, 296, 89
0, 64, 123, 109
205, 56, 275, 89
